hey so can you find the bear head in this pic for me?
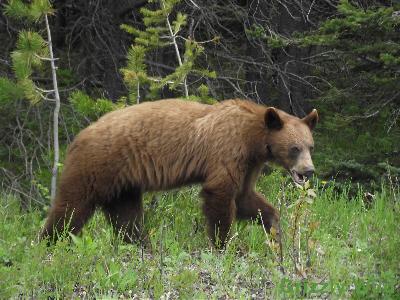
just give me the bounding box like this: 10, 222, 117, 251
264, 107, 319, 186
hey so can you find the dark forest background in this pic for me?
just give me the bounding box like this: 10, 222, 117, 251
0, 0, 399, 205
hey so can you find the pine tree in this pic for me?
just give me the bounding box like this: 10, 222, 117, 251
267, 0, 400, 181
120, 0, 216, 103
69, 90, 125, 122
1, 0, 61, 202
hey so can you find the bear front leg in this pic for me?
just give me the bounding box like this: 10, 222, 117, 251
201, 180, 237, 249
236, 191, 280, 236
101, 187, 144, 244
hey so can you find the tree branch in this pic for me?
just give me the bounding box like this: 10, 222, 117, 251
162, 0, 189, 98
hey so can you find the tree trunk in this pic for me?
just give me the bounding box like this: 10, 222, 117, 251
45, 14, 61, 203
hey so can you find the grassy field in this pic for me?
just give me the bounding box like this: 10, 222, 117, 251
0, 172, 399, 299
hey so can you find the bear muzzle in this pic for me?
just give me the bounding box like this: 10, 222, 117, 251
290, 167, 314, 186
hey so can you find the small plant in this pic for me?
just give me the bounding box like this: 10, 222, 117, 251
69, 91, 125, 123
31, 179, 50, 202
287, 181, 318, 277
264, 179, 318, 278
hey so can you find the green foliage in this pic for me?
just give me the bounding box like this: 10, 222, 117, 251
56, 68, 77, 88
307, 0, 399, 97
0, 78, 24, 104
3, 30, 48, 103
159, 40, 215, 90
266, 35, 290, 48
121, 0, 216, 102
0, 173, 399, 298
69, 91, 125, 122
6, 30, 50, 102
4, 0, 53, 21
297, 0, 400, 95
31, 179, 50, 202
14, 31, 48, 69
313, 105, 400, 185
1, 0, 129, 204
268, 0, 400, 182
3, 0, 29, 19
0, 0, 64, 205
2, 1, 55, 103
269, 0, 400, 102
187, 84, 217, 104
121, 45, 149, 102
245, 24, 267, 39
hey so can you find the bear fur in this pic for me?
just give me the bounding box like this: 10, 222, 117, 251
40, 99, 318, 247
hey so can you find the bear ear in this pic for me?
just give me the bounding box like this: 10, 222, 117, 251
302, 109, 319, 131
265, 107, 283, 130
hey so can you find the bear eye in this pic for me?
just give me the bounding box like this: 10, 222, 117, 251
289, 146, 301, 157
310, 146, 314, 153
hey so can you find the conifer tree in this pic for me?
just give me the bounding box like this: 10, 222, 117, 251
120, 0, 216, 103
1, 0, 61, 202
267, 0, 400, 180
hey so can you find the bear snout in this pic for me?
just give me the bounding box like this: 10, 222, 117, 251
303, 168, 315, 180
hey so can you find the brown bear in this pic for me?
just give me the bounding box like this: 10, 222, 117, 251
40, 99, 318, 247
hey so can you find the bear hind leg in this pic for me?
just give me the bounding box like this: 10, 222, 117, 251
102, 187, 144, 243
40, 196, 96, 242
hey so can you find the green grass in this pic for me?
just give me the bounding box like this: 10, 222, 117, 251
0, 172, 399, 299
